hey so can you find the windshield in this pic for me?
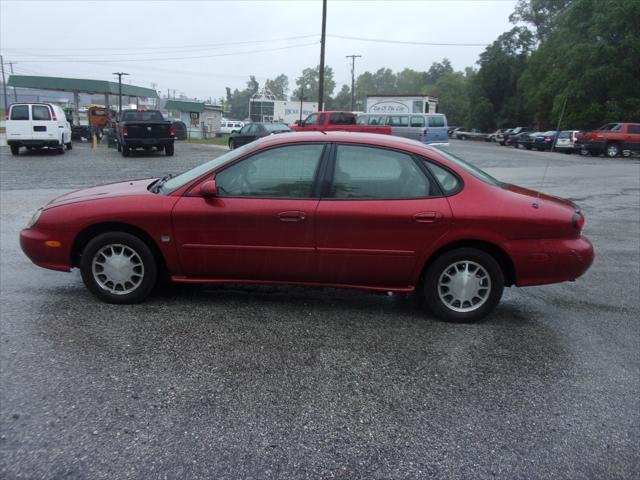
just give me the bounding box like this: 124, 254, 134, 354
159, 142, 254, 194
264, 123, 290, 132
430, 147, 503, 187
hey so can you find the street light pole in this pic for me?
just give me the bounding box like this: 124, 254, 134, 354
112, 72, 129, 114
346, 55, 362, 111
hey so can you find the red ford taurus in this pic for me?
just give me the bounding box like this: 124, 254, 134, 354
20, 132, 594, 322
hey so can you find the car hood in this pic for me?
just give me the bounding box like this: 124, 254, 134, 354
45, 178, 157, 209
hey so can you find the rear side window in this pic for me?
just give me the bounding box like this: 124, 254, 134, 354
32, 105, 52, 121
558, 131, 570, 139
627, 125, 640, 134
329, 145, 433, 199
410, 116, 425, 127
426, 162, 461, 195
10, 105, 29, 120
387, 116, 409, 127
428, 116, 445, 127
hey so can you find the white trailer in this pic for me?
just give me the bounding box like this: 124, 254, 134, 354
366, 95, 438, 115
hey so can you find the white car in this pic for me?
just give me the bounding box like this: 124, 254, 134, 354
555, 130, 580, 153
219, 120, 244, 135
6, 103, 72, 155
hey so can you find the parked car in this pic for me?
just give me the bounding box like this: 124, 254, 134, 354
19, 131, 594, 323
533, 131, 559, 151
6, 103, 72, 155
496, 128, 513, 145
453, 128, 490, 141
116, 110, 175, 157
555, 130, 580, 153
507, 131, 530, 147
575, 123, 640, 157
514, 131, 542, 150
356, 113, 449, 145
172, 121, 188, 140
293, 111, 392, 136
489, 129, 506, 142
501, 127, 530, 146
448, 126, 461, 137
220, 120, 244, 134
228, 122, 291, 149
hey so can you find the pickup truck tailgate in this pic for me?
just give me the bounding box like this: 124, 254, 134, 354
127, 123, 171, 138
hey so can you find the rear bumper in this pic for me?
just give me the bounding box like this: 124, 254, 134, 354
7, 139, 62, 148
123, 138, 175, 148
506, 236, 594, 287
20, 227, 72, 272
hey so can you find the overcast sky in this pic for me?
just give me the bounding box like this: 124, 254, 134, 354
1, 0, 517, 100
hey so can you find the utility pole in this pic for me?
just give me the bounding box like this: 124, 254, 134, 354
345, 55, 362, 111
8, 61, 18, 102
317, 0, 327, 109
112, 72, 129, 114
0, 55, 8, 112
299, 84, 305, 123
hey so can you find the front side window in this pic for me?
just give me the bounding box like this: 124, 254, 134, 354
305, 114, 318, 126
32, 105, 52, 121
216, 144, 325, 198
329, 145, 433, 199
10, 105, 29, 120
240, 124, 253, 135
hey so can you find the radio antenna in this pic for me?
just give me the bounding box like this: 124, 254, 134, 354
534, 92, 568, 208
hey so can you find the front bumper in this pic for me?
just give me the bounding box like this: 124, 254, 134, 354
506, 236, 594, 287
20, 227, 73, 272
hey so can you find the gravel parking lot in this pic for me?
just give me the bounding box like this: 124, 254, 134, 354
1, 139, 639, 479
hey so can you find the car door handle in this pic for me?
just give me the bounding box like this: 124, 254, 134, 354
413, 212, 442, 223
279, 211, 306, 222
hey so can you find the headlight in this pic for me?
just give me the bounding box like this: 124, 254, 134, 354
26, 208, 43, 228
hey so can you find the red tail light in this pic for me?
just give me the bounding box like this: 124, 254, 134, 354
50, 107, 57, 120
122, 126, 129, 136
572, 211, 585, 231
169, 125, 176, 136
545, 136, 551, 141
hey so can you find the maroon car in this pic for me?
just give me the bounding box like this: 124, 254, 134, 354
20, 132, 594, 322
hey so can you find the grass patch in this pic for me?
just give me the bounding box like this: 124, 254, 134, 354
0, 127, 5, 134
180, 136, 229, 147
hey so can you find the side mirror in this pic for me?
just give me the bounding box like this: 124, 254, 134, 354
200, 180, 218, 197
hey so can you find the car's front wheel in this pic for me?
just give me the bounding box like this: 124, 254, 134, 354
80, 232, 157, 304
606, 142, 620, 158
423, 248, 504, 322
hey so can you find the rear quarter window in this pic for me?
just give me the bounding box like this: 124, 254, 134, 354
425, 161, 462, 195
10, 105, 29, 120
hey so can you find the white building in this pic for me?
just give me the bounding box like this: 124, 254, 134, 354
366, 95, 438, 115
249, 89, 318, 125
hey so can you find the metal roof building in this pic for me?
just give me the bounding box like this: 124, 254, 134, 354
7, 75, 158, 98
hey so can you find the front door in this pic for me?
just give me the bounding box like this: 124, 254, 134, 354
172, 143, 327, 281
315, 144, 452, 287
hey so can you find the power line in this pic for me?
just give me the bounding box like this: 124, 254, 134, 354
328, 34, 489, 47
10, 41, 319, 63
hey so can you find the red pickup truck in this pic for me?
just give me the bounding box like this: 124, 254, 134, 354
291, 111, 391, 135
575, 122, 640, 157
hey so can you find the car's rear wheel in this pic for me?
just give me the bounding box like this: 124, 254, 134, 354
423, 248, 504, 322
80, 232, 157, 304
165, 144, 174, 156
10, 145, 20, 155
122, 145, 130, 157
229, 139, 235, 150
66, 142, 73, 150
606, 142, 620, 158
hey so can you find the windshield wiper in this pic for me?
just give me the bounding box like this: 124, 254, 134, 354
153, 173, 174, 193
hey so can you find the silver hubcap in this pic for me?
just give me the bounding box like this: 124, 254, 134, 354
607, 145, 618, 156
438, 261, 491, 313
92, 244, 144, 295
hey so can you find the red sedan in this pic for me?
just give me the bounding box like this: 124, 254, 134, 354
20, 132, 594, 322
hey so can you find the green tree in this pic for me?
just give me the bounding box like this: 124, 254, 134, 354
425, 59, 454, 84
264, 74, 289, 100
224, 76, 260, 120
509, 0, 572, 41
431, 71, 471, 126
396, 68, 427, 94
329, 84, 353, 110
292, 66, 336, 104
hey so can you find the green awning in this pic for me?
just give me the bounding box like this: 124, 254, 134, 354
165, 100, 204, 113
7, 75, 158, 98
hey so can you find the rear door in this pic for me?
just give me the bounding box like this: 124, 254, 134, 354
424, 115, 448, 144
315, 143, 453, 287
6, 104, 31, 141
31, 104, 58, 143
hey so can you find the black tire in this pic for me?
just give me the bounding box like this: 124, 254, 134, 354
80, 232, 157, 304
122, 145, 130, 157
423, 248, 504, 322
165, 144, 174, 156
228, 139, 235, 150
10, 145, 20, 156
117, 142, 122, 152
66, 142, 73, 150
605, 142, 620, 158
57, 145, 65, 155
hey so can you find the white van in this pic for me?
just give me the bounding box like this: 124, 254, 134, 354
219, 120, 244, 135
6, 103, 72, 155
356, 113, 449, 145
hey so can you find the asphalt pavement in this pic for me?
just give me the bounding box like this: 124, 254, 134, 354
1, 139, 638, 479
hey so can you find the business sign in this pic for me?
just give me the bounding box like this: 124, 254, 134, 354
368, 101, 409, 113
